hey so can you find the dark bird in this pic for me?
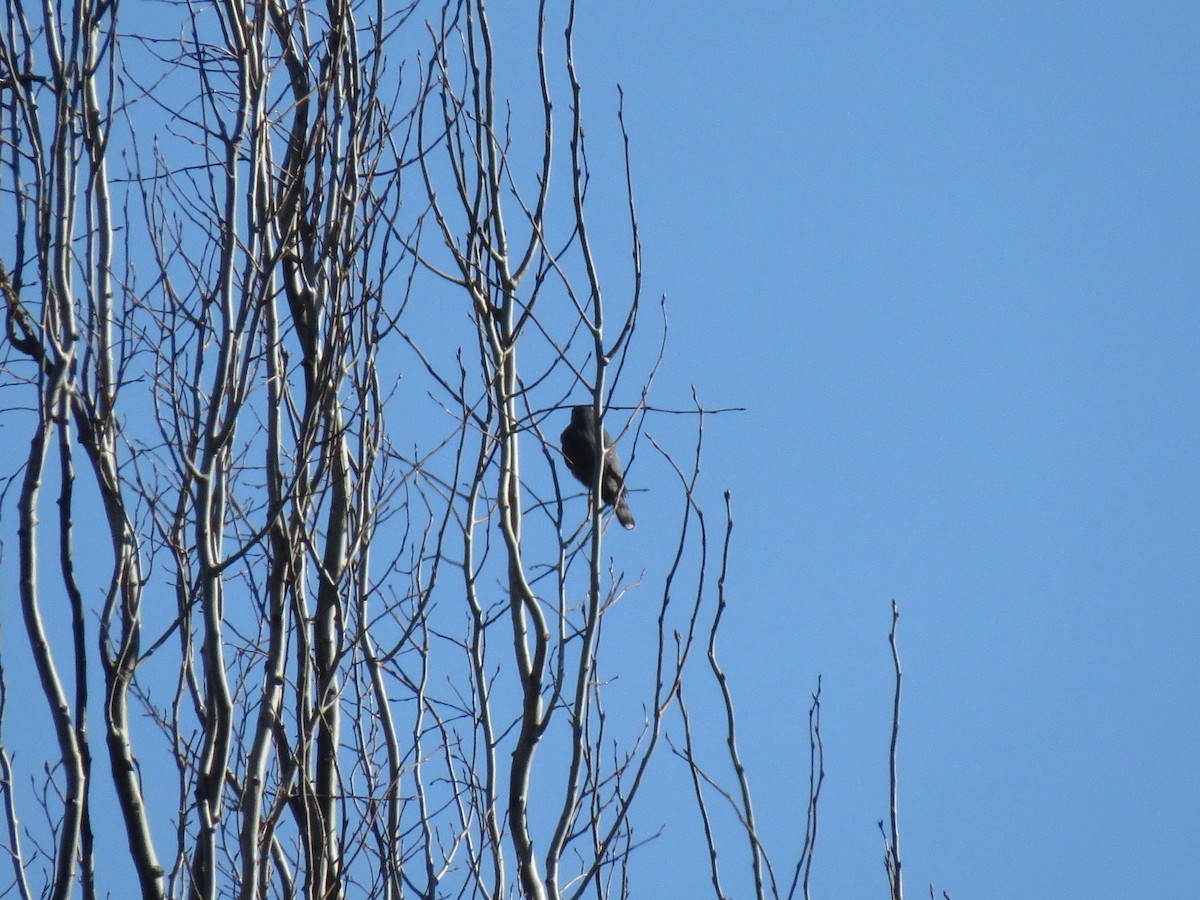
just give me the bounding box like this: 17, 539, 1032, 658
560, 404, 635, 530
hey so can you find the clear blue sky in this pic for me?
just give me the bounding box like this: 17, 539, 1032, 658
0, 3, 1194, 898
562, 3, 1197, 897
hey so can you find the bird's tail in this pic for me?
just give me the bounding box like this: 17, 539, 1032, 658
614, 495, 635, 530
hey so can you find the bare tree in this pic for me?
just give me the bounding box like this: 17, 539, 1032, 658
0, 1, 916, 898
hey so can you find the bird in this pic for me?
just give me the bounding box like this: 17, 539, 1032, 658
560, 404, 635, 530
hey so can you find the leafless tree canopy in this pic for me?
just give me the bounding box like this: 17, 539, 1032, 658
0, 1, 845, 898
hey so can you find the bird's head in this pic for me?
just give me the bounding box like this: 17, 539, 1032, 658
570, 404, 597, 429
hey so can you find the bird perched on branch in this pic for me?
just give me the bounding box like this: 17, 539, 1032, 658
560, 404, 636, 530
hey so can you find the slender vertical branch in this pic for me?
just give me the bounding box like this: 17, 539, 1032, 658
0, 647, 31, 900
800, 679, 824, 900
883, 600, 904, 900
707, 490, 772, 900
17, 393, 82, 900
56, 415, 96, 900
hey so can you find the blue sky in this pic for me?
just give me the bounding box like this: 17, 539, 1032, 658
0, 3, 1194, 897
559, 2, 1198, 897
